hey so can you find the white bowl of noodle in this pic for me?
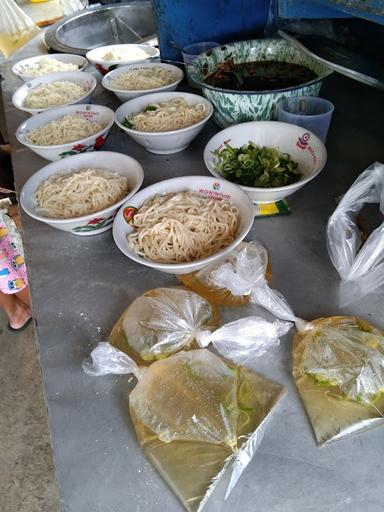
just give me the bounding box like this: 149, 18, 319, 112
12, 71, 97, 115
16, 104, 115, 161
112, 175, 255, 274
115, 92, 213, 154
12, 54, 88, 82
102, 63, 184, 102
20, 151, 144, 236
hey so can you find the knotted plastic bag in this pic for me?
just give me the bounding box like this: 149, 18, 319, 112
293, 316, 384, 444
327, 162, 384, 305
109, 287, 220, 363
210, 240, 307, 330
0, 0, 40, 59
109, 286, 291, 365
83, 345, 285, 511
177, 242, 272, 306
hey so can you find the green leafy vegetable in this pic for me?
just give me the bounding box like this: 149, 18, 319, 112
144, 105, 157, 112
122, 117, 134, 129
213, 141, 301, 188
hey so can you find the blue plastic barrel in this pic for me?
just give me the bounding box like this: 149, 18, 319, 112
152, 0, 271, 61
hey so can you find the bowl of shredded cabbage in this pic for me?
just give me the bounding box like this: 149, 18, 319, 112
102, 63, 184, 102
112, 175, 254, 274
115, 92, 213, 154
16, 104, 115, 161
12, 54, 88, 82
204, 121, 327, 204
12, 71, 97, 115
20, 151, 144, 236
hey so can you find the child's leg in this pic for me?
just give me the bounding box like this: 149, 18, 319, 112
0, 290, 31, 329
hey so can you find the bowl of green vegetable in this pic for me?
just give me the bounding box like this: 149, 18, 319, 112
203, 121, 327, 204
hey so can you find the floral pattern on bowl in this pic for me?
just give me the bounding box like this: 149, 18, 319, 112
72, 215, 115, 233
59, 135, 106, 158
187, 38, 332, 128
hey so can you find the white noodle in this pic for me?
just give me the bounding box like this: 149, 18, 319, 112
103, 47, 150, 62
127, 192, 239, 263
26, 114, 106, 146
18, 57, 79, 77
24, 81, 87, 109
110, 67, 176, 90
127, 97, 208, 132
34, 168, 129, 219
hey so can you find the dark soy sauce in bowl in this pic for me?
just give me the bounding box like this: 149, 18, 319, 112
204, 60, 318, 91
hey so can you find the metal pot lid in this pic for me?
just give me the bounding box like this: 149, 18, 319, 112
279, 29, 384, 90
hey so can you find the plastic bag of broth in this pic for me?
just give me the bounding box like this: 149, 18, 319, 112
177, 242, 272, 306
109, 285, 290, 365
83, 345, 285, 511
293, 316, 384, 444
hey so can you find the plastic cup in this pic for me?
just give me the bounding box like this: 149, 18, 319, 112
182, 41, 219, 88
276, 96, 335, 143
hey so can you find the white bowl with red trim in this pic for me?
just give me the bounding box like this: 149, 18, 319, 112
204, 121, 327, 204
112, 175, 254, 274
16, 104, 115, 161
12, 54, 88, 82
12, 71, 97, 115
86, 44, 160, 76
20, 151, 144, 236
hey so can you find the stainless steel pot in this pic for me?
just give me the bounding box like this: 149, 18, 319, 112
44, 1, 157, 55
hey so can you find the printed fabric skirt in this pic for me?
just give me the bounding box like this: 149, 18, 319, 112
0, 212, 27, 294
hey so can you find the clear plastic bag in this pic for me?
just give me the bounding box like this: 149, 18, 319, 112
210, 241, 307, 329
177, 242, 272, 307
109, 287, 220, 363
327, 162, 384, 305
196, 316, 291, 365
109, 286, 290, 366
0, 0, 40, 58
293, 316, 384, 444
83, 345, 285, 511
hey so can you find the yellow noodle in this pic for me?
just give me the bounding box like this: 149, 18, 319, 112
127, 192, 239, 263
128, 97, 208, 132
34, 168, 129, 219
26, 114, 105, 146
24, 81, 86, 109
110, 66, 176, 91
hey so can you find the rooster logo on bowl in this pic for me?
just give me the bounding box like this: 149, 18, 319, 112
296, 132, 311, 150
212, 182, 221, 191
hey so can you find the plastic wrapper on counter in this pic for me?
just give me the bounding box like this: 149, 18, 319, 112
109, 287, 220, 363
293, 316, 384, 444
177, 242, 272, 306
327, 162, 384, 306
210, 240, 306, 329
83, 344, 285, 511
0, 0, 40, 58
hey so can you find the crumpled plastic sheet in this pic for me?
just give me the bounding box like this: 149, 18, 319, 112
327, 161, 384, 305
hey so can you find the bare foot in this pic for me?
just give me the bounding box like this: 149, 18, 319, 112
8, 298, 32, 330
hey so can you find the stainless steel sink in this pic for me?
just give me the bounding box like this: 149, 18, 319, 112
44, 1, 157, 55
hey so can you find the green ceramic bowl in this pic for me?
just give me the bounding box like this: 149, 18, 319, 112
187, 38, 332, 128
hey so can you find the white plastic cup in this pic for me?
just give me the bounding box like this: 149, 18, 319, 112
182, 41, 219, 88
277, 96, 335, 143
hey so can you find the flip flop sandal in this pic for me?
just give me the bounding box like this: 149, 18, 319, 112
7, 316, 33, 333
